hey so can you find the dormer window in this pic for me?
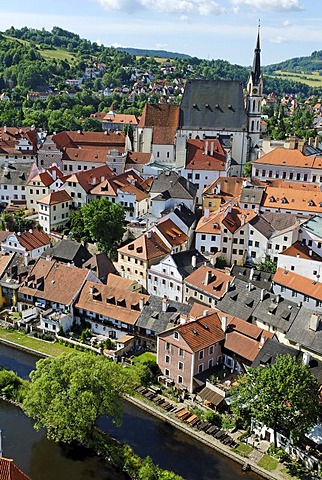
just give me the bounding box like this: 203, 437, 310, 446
174, 331, 179, 340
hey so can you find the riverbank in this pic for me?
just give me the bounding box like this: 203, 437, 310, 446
0, 334, 295, 480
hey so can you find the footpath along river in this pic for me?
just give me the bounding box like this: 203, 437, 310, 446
0, 343, 262, 480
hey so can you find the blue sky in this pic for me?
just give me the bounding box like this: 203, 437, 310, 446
0, 0, 321, 66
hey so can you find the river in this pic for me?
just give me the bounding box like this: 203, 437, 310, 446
0, 343, 262, 480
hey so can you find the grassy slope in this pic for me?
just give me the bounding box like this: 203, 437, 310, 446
269, 70, 322, 88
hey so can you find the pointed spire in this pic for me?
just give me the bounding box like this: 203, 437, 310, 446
252, 23, 261, 85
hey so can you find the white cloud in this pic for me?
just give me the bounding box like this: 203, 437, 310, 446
97, 0, 226, 15
229, 0, 304, 12
270, 36, 287, 44
282, 20, 293, 27
155, 42, 168, 49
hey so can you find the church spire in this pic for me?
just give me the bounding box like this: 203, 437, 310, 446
252, 23, 261, 85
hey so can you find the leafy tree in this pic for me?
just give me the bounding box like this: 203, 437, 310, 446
230, 355, 321, 447
243, 161, 252, 177
70, 198, 125, 256
257, 256, 277, 273
22, 352, 134, 444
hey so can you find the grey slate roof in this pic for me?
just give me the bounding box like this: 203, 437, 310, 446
252, 292, 299, 333
217, 278, 262, 321
136, 295, 191, 335
150, 171, 197, 200
240, 186, 265, 205
231, 265, 273, 290
171, 249, 207, 278
179, 80, 248, 131
250, 212, 299, 239
0, 162, 34, 186
252, 338, 322, 384
42, 239, 92, 267
83, 253, 116, 283
285, 307, 322, 357
173, 203, 196, 228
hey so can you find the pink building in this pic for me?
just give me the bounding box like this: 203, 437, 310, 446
157, 312, 225, 392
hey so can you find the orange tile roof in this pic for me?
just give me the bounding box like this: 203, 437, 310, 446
106, 273, 135, 290
17, 229, 51, 251
90, 172, 148, 202
196, 205, 256, 235
38, 189, 72, 205
224, 331, 264, 362
280, 241, 322, 262
226, 316, 274, 341
53, 131, 125, 149
28, 171, 54, 187
0, 252, 14, 277
139, 104, 180, 145
75, 280, 149, 326
175, 313, 225, 352
189, 302, 217, 319
156, 219, 188, 247
67, 165, 113, 192
273, 267, 322, 300
195, 209, 225, 235
118, 231, 170, 261
186, 139, 226, 171
185, 265, 233, 300
254, 148, 315, 168
126, 151, 151, 165
19, 259, 89, 306
62, 147, 109, 163
0, 458, 31, 480
103, 113, 138, 126
262, 185, 322, 213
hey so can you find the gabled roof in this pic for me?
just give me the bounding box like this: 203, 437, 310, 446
179, 79, 248, 131
185, 265, 233, 300
262, 185, 322, 213
231, 265, 273, 290
185, 139, 226, 171
195, 209, 224, 235
126, 151, 151, 165
252, 291, 299, 332
162, 249, 206, 279
0, 457, 31, 480
273, 268, 322, 301
38, 190, 72, 206
203, 176, 246, 198
171, 313, 225, 352
52, 130, 125, 149
62, 147, 108, 163
136, 295, 191, 334
222, 207, 257, 234
19, 259, 89, 306
301, 215, 322, 240
118, 231, 170, 261
27, 170, 54, 187
280, 241, 322, 262
15, 229, 50, 251
150, 171, 197, 200
66, 165, 113, 193
286, 307, 322, 357
156, 219, 188, 247
0, 162, 36, 186
250, 212, 299, 239
217, 278, 262, 321
254, 147, 322, 169
103, 112, 138, 126
43, 239, 92, 267
83, 253, 116, 282
139, 104, 180, 145
240, 186, 265, 205
251, 338, 298, 368
75, 280, 149, 326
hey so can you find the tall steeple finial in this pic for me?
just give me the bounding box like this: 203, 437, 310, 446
252, 22, 261, 85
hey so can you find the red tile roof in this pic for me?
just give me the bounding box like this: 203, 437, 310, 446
17, 229, 51, 251
139, 104, 180, 145
262, 185, 322, 213
186, 139, 226, 171
0, 458, 31, 480
52, 131, 125, 149
280, 241, 322, 262
66, 165, 113, 192
156, 219, 188, 247
254, 147, 322, 169
273, 267, 322, 300
38, 189, 72, 206
185, 265, 233, 300
118, 231, 170, 261
175, 313, 225, 352
62, 147, 109, 163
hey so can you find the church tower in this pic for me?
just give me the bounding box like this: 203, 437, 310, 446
247, 26, 263, 161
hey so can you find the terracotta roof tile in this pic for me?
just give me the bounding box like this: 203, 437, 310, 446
118, 231, 170, 261
38, 189, 72, 205
103, 113, 138, 126
126, 151, 151, 165
75, 280, 149, 325
224, 331, 263, 362
62, 147, 109, 163
0, 458, 31, 480
262, 185, 322, 213
17, 229, 51, 251
185, 265, 233, 300
273, 267, 322, 300
280, 241, 322, 262
53, 131, 125, 149
255, 147, 322, 169
66, 165, 113, 192
156, 219, 188, 247
186, 139, 226, 171
175, 313, 225, 352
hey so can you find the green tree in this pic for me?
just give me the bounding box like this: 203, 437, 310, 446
70, 198, 125, 256
22, 352, 134, 444
243, 161, 252, 177
257, 256, 277, 273
230, 355, 321, 447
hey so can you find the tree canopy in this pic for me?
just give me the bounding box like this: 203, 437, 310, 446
230, 354, 321, 447
22, 352, 134, 444
70, 198, 125, 256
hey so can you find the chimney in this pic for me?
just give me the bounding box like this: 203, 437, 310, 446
204, 208, 210, 218
215, 182, 221, 195
3, 125, 6, 133
180, 314, 187, 324
203, 309, 209, 317
51, 168, 57, 181
210, 141, 214, 156
139, 298, 144, 311
315, 136, 320, 149
191, 255, 197, 268
303, 351, 311, 366
146, 230, 152, 239
275, 294, 280, 304
89, 286, 94, 295
261, 288, 266, 302
309, 249, 313, 257
204, 140, 209, 155
162, 296, 169, 312
308, 137, 313, 147
205, 270, 212, 286
289, 136, 297, 150
221, 316, 227, 333
249, 267, 255, 281
223, 204, 232, 219
92, 176, 97, 185
240, 214, 246, 227
309, 313, 320, 331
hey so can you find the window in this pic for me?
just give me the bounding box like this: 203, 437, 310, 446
232, 249, 237, 254
179, 348, 184, 357
223, 237, 228, 243
281, 286, 286, 293
209, 345, 214, 355
178, 362, 184, 371
290, 266, 295, 271
296, 173, 301, 181
304, 295, 310, 303
174, 331, 179, 340
208, 359, 213, 368
283, 236, 288, 241
239, 238, 244, 245
178, 375, 183, 384
198, 364, 203, 373
292, 291, 297, 298
222, 247, 227, 253
250, 230, 254, 235
165, 355, 170, 363
165, 368, 169, 376
165, 342, 171, 352
211, 235, 216, 241
199, 350, 204, 360
255, 241, 259, 248
195, 173, 200, 180
238, 249, 243, 255
201, 234, 206, 240
251, 251, 256, 258
188, 173, 192, 180
308, 240, 313, 247
275, 244, 280, 250
248, 240, 253, 246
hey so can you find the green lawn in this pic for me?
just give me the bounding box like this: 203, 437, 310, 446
258, 455, 279, 472
40, 48, 75, 62
0, 328, 71, 357
133, 352, 156, 364
234, 443, 253, 457
270, 70, 322, 88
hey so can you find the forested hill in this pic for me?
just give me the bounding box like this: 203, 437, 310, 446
265, 50, 322, 74
118, 47, 190, 59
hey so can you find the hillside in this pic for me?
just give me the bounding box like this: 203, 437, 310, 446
265, 50, 322, 74
118, 47, 190, 60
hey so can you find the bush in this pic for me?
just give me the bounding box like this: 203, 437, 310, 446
0, 369, 29, 402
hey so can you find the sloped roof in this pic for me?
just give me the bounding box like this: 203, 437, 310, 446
286, 307, 322, 356
17, 229, 51, 251
185, 139, 226, 171
250, 212, 299, 239
75, 280, 149, 326
262, 185, 322, 213
62, 147, 108, 163
19, 259, 89, 306
273, 268, 322, 301
203, 176, 246, 198
185, 265, 233, 300
0, 457, 31, 480
150, 171, 197, 200
175, 313, 225, 352
52, 130, 125, 149
217, 278, 262, 321
118, 231, 170, 261
0, 162, 36, 186
179, 79, 248, 131
280, 241, 322, 262
38, 190, 72, 205
83, 253, 116, 282
126, 151, 152, 165
66, 165, 113, 192
254, 147, 322, 169
43, 239, 92, 266
156, 219, 188, 247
